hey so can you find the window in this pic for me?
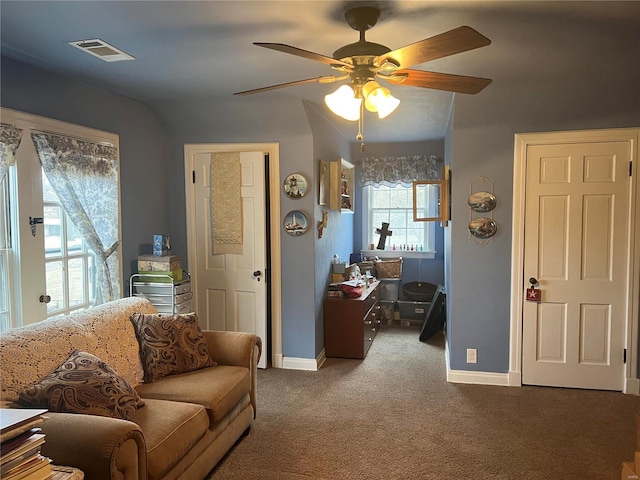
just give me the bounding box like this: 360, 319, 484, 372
0, 108, 120, 332
363, 184, 436, 258
43, 171, 97, 317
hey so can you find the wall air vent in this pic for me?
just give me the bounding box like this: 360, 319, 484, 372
68, 39, 135, 62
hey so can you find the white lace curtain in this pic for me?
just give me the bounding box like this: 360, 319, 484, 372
31, 132, 120, 303
360, 154, 442, 187
0, 124, 24, 184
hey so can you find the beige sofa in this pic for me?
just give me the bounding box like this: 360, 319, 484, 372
0, 297, 261, 480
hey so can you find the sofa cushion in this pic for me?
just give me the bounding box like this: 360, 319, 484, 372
135, 365, 250, 423
0, 297, 155, 402
130, 313, 216, 383
132, 398, 209, 480
19, 350, 145, 420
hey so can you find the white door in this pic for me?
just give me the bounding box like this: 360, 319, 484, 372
193, 151, 267, 368
522, 140, 631, 390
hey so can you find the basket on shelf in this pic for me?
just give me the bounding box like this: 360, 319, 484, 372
374, 258, 403, 278
401, 281, 438, 302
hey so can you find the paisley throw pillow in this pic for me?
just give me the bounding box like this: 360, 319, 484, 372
19, 350, 144, 420
130, 312, 215, 383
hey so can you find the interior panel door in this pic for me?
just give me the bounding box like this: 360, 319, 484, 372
194, 151, 267, 368
522, 141, 631, 390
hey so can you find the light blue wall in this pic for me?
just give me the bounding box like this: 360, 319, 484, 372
446, 16, 640, 373
0, 56, 171, 285
146, 97, 320, 361
303, 102, 354, 357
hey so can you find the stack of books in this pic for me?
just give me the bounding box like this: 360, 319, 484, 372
0, 409, 51, 480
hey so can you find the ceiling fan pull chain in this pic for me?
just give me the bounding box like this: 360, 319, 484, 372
357, 101, 364, 150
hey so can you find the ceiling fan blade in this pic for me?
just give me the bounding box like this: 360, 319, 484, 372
376, 26, 491, 70
254, 43, 353, 69
381, 69, 492, 94
234, 75, 347, 96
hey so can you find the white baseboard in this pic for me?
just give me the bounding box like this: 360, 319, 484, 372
272, 353, 283, 369
444, 332, 514, 387
447, 368, 511, 386
624, 377, 640, 395
281, 349, 325, 371
508, 370, 522, 387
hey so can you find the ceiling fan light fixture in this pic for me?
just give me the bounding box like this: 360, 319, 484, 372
375, 93, 400, 119
362, 81, 400, 118
325, 84, 362, 121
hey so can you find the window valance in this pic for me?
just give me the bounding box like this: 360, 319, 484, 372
359, 154, 442, 187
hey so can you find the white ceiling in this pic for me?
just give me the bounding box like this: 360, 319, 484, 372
1, 1, 638, 143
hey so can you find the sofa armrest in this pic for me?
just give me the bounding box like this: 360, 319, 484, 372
41, 412, 146, 480
202, 330, 262, 417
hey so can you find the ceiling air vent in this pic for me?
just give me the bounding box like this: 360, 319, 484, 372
68, 39, 135, 62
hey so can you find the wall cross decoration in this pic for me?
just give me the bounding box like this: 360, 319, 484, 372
375, 222, 393, 250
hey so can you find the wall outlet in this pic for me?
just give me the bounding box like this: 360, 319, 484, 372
467, 348, 477, 364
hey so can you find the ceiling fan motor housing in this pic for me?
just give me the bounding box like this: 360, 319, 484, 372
333, 41, 391, 62
334, 7, 391, 65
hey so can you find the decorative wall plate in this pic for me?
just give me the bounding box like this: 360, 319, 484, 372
468, 217, 497, 238
283, 210, 308, 236
467, 191, 497, 212
283, 173, 308, 199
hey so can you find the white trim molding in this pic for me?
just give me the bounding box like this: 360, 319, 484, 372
625, 377, 640, 396
510, 128, 640, 394
447, 369, 511, 387
445, 334, 515, 387
184, 142, 282, 369
282, 349, 326, 371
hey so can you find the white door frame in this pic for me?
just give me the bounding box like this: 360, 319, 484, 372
184, 143, 282, 368
509, 128, 640, 394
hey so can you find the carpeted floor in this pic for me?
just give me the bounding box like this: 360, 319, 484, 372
209, 324, 639, 479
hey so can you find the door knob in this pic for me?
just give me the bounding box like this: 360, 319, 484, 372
529, 277, 538, 286
39, 295, 51, 304
253, 270, 262, 282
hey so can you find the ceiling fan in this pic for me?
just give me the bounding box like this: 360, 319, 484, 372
234, 5, 492, 128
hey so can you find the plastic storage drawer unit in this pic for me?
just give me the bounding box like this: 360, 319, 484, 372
379, 278, 400, 301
